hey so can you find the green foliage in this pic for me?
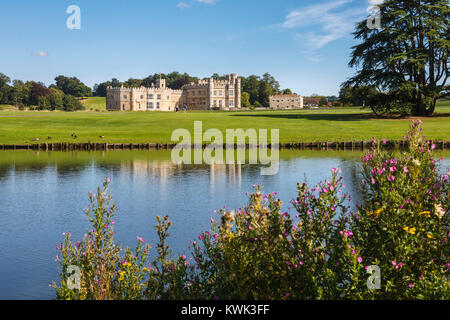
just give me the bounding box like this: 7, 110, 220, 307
53, 122, 449, 300
55, 75, 92, 97
353, 120, 449, 299
344, 0, 449, 116
240, 91, 252, 109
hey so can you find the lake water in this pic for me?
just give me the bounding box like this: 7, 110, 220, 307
0, 150, 448, 300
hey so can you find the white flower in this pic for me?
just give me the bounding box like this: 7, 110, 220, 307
412, 159, 421, 166
434, 203, 445, 219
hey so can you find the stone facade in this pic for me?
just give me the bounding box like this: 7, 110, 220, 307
269, 94, 304, 109
106, 74, 241, 111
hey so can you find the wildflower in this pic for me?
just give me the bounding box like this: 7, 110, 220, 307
403, 166, 409, 173
408, 283, 414, 289
427, 234, 433, 239
357, 256, 363, 263
434, 203, 445, 219
412, 159, 421, 166
403, 227, 416, 235
344, 230, 353, 237
419, 211, 431, 218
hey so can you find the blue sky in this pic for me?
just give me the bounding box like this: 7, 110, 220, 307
0, 0, 376, 96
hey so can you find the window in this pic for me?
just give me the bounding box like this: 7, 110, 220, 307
156, 102, 160, 109
213, 100, 217, 107
213, 91, 217, 96
167, 96, 170, 100
219, 100, 222, 107
229, 100, 234, 107
218, 91, 222, 96
147, 102, 154, 109
122, 104, 125, 110
229, 90, 234, 96
123, 95, 127, 100
140, 95, 144, 99
157, 94, 161, 100
148, 94, 153, 99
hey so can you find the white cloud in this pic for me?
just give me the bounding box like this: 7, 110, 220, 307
177, 0, 218, 9
280, 0, 365, 52
177, 2, 192, 9
194, 0, 218, 4
32, 51, 48, 57
368, 0, 384, 5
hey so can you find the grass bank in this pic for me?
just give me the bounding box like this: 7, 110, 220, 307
0, 105, 448, 145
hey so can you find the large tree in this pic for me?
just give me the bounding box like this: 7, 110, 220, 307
344, 0, 449, 116
55, 75, 92, 97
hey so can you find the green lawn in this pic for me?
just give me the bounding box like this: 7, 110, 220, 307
0, 105, 448, 145
79, 97, 107, 111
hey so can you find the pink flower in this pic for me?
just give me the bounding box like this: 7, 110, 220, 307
357, 256, 363, 263
408, 283, 414, 289
403, 166, 409, 173
198, 234, 203, 241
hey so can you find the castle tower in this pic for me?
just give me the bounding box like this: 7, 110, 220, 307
156, 77, 166, 89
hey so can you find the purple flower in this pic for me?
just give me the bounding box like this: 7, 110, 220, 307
357, 256, 363, 263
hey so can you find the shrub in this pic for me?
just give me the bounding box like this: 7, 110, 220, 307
352, 120, 449, 299
53, 120, 449, 300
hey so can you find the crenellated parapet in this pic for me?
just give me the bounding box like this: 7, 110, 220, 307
106, 73, 241, 111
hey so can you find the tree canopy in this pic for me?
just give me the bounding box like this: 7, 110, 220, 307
343, 0, 449, 116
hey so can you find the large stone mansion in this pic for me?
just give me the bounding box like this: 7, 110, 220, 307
106, 74, 241, 111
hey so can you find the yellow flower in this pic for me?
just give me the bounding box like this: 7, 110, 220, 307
368, 208, 382, 217
403, 227, 416, 235
427, 234, 433, 239
419, 211, 431, 218
142, 267, 149, 272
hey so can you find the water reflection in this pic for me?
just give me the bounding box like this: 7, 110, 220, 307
0, 150, 448, 300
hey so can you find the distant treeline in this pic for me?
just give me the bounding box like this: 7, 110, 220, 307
0, 74, 91, 111
0, 71, 340, 110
